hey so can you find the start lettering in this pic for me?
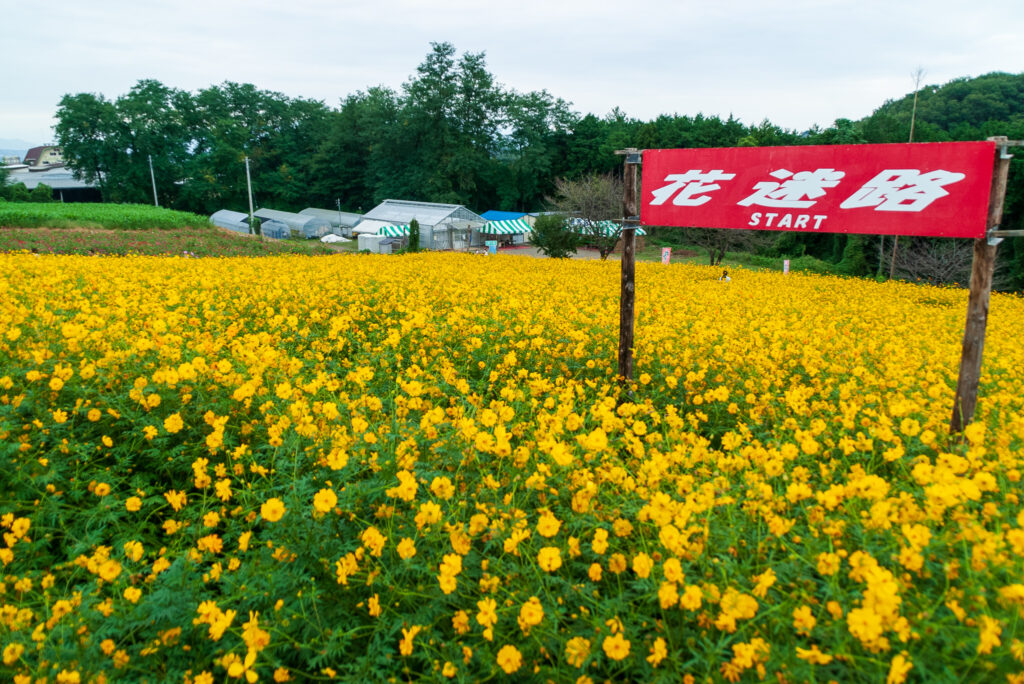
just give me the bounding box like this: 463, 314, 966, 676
748, 212, 827, 230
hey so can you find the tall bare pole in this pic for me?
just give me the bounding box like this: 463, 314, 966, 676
148, 154, 159, 207
892, 68, 926, 279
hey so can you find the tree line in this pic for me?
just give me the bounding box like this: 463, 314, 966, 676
50, 44, 1024, 287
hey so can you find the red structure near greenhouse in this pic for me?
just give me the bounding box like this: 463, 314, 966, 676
640, 141, 995, 238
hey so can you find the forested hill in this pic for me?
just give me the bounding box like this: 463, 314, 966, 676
859, 72, 1024, 142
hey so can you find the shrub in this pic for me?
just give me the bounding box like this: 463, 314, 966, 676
529, 213, 579, 258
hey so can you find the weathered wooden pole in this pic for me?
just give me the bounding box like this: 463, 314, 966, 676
615, 148, 641, 384
950, 137, 1013, 433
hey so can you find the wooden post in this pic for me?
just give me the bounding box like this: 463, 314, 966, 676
616, 149, 641, 384
950, 137, 1013, 433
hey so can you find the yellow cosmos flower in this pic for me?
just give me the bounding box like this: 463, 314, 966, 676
97, 559, 121, 582
537, 546, 562, 572
163, 413, 184, 433
430, 476, 455, 500
397, 537, 417, 560
3, 643, 25, 665
536, 511, 562, 538
312, 488, 338, 513
647, 637, 667, 667
602, 632, 631, 661
887, 652, 913, 684
399, 625, 423, 656
565, 637, 591, 668
260, 498, 286, 522
496, 644, 522, 674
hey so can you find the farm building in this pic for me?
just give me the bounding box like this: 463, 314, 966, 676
210, 210, 290, 238
299, 207, 363, 237
3, 166, 101, 202
355, 200, 486, 251
253, 208, 331, 239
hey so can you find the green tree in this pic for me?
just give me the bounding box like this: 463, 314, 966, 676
408, 218, 420, 252
54, 91, 121, 199
497, 90, 575, 211
311, 87, 401, 211
529, 214, 578, 258
548, 173, 623, 260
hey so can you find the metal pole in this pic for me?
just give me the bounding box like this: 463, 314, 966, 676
950, 137, 1012, 433
148, 154, 159, 207
245, 156, 256, 237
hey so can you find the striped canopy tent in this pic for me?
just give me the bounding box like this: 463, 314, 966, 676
378, 224, 410, 237
482, 218, 532, 235
568, 219, 646, 237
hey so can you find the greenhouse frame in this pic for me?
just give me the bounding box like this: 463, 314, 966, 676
253, 208, 331, 239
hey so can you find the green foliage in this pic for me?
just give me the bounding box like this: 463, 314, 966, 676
56, 80, 331, 214
408, 218, 420, 252
28, 184, 54, 203
835, 234, 870, 276
0, 227, 332, 256
2, 182, 31, 203
0, 203, 211, 230
246, 215, 262, 237
529, 213, 579, 258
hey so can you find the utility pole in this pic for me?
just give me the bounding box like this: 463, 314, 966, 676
908, 67, 925, 144
148, 154, 159, 207
245, 156, 257, 238
892, 68, 926, 279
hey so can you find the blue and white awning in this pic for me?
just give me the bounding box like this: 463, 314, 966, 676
482, 218, 532, 235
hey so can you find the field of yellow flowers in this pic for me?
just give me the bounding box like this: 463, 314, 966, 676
2, 251, 1023, 683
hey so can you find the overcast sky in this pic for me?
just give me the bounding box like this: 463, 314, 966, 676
3, 0, 1022, 147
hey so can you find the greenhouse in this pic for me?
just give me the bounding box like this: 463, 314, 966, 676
299, 208, 363, 237
210, 209, 251, 233
253, 208, 331, 239
362, 200, 485, 250
211, 210, 290, 239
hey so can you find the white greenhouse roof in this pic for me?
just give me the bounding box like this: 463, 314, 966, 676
4, 167, 96, 190
363, 199, 484, 227
299, 207, 363, 228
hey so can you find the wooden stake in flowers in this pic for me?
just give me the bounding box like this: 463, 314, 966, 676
615, 148, 642, 384
949, 137, 1015, 433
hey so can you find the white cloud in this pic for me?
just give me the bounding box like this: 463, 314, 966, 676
3, 0, 1022, 142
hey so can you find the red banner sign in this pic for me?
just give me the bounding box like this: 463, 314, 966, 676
640, 142, 995, 238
